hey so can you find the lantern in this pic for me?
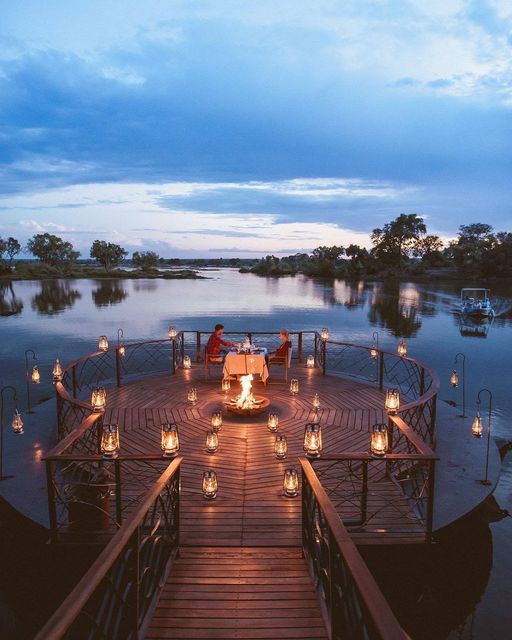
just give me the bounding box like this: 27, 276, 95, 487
52, 359, 63, 382
11, 410, 24, 434
385, 389, 400, 414
187, 388, 198, 404
283, 468, 299, 497
161, 423, 180, 457
183, 356, 192, 369
274, 435, 287, 459
268, 412, 279, 432
222, 379, 231, 394
370, 424, 389, 457
211, 411, 223, 432
472, 412, 483, 438
101, 424, 120, 459
118, 344, 126, 358
91, 386, 106, 412
98, 336, 109, 352
450, 370, 458, 388
306, 355, 315, 368
321, 328, 329, 341
303, 423, 323, 458
312, 393, 320, 410
206, 429, 219, 454
202, 470, 218, 499
168, 326, 177, 340
290, 379, 299, 395
397, 340, 407, 357
31, 366, 40, 384
370, 345, 378, 359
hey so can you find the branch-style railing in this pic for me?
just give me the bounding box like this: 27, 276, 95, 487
35, 457, 181, 640
301, 457, 409, 640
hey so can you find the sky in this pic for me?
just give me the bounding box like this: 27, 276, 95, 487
0, 0, 511, 258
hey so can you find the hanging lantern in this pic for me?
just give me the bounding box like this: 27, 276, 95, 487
274, 435, 287, 459
397, 340, 407, 357
370, 345, 378, 359
161, 423, 180, 457
183, 356, 192, 369
283, 468, 299, 497
370, 424, 389, 457
91, 386, 107, 412
290, 379, 299, 395
211, 411, 223, 432
98, 336, 109, 352
168, 326, 177, 340
306, 355, 315, 368
11, 410, 24, 434
52, 359, 63, 382
450, 370, 458, 388
202, 470, 218, 499
321, 328, 329, 341
101, 424, 120, 459
472, 412, 483, 438
385, 389, 400, 414
118, 344, 126, 358
312, 393, 320, 410
303, 423, 323, 458
31, 365, 41, 384
187, 388, 198, 404
206, 429, 219, 453
268, 412, 279, 432
222, 379, 231, 394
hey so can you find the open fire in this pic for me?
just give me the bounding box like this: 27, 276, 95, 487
225, 374, 270, 415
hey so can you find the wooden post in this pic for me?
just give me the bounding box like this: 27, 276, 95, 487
72, 365, 77, 398
55, 388, 61, 439
328, 529, 335, 638
430, 395, 437, 443
172, 340, 176, 375
378, 352, 384, 390
386, 418, 394, 478
322, 340, 327, 376
114, 459, 123, 527
115, 349, 121, 387
426, 459, 436, 542
419, 367, 425, 396
361, 461, 368, 525
195, 332, 201, 363
46, 461, 58, 544
97, 415, 104, 455
298, 332, 303, 363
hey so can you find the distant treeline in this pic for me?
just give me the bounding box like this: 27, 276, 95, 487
246, 215, 512, 279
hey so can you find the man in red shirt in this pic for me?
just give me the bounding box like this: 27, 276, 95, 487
206, 324, 237, 358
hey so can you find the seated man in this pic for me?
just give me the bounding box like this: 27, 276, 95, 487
268, 329, 292, 362
206, 324, 237, 361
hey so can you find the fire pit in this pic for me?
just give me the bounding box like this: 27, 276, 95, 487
224, 374, 270, 416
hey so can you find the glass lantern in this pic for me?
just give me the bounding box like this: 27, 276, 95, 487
91, 386, 107, 412
472, 412, 483, 438
397, 340, 407, 357
306, 355, 315, 368
202, 470, 218, 499
370, 345, 378, 359
450, 370, 458, 388
31, 366, 41, 384
168, 326, 177, 340
52, 359, 63, 382
11, 410, 24, 434
183, 356, 192, 369
268, 412, 279, 432
385, 389, 400, 414
98, 336, 109, 352
312, 393, 320, 410
118, 344, 126, 358
101, 424, 120, 459
370, 424, 389, 457
211, 411, 223, 432
274, 434, 287, 459
206, 429, 219, 453
222, 379, 231, 394
161, 423, 180, 458
283, 468, 299, 497
290, 379, 299, 395
303, 423, 323, 458
321, 328, 329, 341
187, 388, 198, 404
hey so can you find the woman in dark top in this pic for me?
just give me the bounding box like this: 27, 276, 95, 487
269, 329, 292, 362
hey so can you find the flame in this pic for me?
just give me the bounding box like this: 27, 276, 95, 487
236, 374, 255, 409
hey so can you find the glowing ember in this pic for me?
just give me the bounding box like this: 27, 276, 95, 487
235, 374, 256, 410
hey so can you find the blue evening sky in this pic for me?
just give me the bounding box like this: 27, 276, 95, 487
0, 1, 511, 257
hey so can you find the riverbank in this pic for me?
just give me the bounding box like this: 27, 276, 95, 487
0, 264, 206, 280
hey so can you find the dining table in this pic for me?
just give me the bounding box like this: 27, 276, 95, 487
223, 348, 269, 383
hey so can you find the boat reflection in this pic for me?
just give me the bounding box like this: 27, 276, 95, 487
459, 316, 494, 338
31, 281, 81, 315
0, 281, 23, 317
92, 280, 128, 307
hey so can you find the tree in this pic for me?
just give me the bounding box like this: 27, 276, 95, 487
90, 240, 128, 271
450, 223, 495, 275
345, 244, 374, 275
481, 231, 512, 277
371, 214, 427, 270
5, 237, 21, 269
306, 245, 345, 277
132, 250, 159, 270
27, 233, 79, 267
412, 235, 444, 266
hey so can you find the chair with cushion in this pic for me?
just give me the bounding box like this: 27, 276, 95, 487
268, 346, 293, 382
204, 346, 226, 379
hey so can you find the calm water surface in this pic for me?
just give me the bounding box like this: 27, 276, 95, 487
1, 269, 511, 639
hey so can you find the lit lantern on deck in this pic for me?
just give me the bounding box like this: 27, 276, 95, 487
206, 429, 219, 453
187, 388, 198, 404
91, 386, 107, 412
268, 412, 279, 432
450, 370, 459, 388
307, 354, 315, 368
303, 423, 323, 458
397, 340, 407, 357
31, 366, 40, 384
211, 411, 222, 432
118, 344, 126, 358
472, 412, 483, 438
101, 424, 120, 459
168, 326, 177, 340
274, 434, 287, 459
385, 389, 400, 414
283, 468, 299, 497
183, 356, 192, 369
321, 328, 329, 341
161, 423, 180, 457
370, 424, 389, 457
290, 379, 299, 395
222, 379, 231, 394
312, 393, 320, 410
98, 336, 109, 352
370, 345, 378, 359
202, 470, 218, 499
52, 359, 63, 382
11, 410, 24, 434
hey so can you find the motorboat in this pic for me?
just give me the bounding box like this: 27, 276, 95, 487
460, 288, 494, 320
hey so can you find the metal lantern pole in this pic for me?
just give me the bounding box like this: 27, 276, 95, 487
476, 388, 493, 486
454, 352, 466, 418
0, 385, 17, 481
24, 348, 37, 414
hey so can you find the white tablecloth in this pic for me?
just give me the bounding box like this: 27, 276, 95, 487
223, 352, 269, 383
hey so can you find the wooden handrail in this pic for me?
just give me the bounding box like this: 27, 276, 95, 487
54, 381, 92, 411
389, 415, 437, 457
34, 456, 182, 640
46, 412, 101, 458
301, 457, 409, 640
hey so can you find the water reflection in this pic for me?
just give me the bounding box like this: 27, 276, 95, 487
133, 281, 157, 292
368, 282, 424, 337
0, 282, 23, 317
31, 281, 81, 316
92, 280, 128, 307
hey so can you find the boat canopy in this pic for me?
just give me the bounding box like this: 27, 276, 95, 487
461, 288, 490, 300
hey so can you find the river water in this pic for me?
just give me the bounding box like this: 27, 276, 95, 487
0, 270, 511, 638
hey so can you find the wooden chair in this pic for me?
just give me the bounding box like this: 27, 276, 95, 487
267, 346, 293, 382
204, 346, 226, 379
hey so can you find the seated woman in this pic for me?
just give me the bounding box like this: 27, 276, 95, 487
268, 329, 292, 362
